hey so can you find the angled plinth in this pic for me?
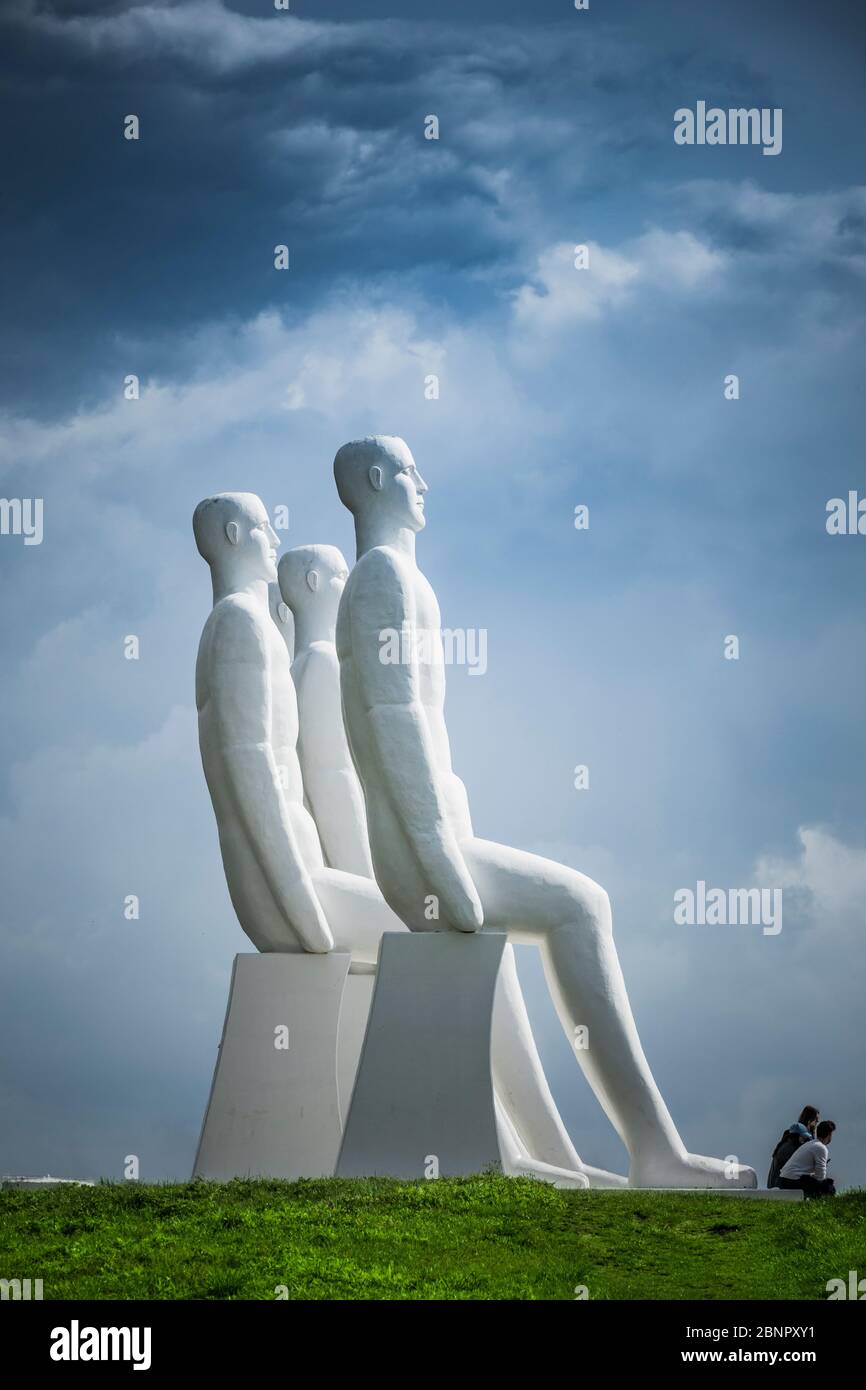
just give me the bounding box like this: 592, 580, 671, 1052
337, 930, 507, 1179
194, 952, 367, 1181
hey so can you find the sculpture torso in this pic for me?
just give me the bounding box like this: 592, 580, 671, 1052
290, 637, 374, 877
337, 544, 473, 926
196, 592, 324, 948
404, 567, 470, 827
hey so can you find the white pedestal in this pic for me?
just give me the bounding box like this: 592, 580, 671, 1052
337, 968, 375, 1123
337, 931, 506, 1179
193, 952, 372, 1181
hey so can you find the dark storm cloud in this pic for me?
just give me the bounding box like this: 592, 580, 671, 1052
0, 0, 772, 418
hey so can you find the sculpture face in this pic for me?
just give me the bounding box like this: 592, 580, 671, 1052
194, 491, 280, 586
371, 439, 428, 534
326, 558, 350, 597
334, 436, 428, 534
232, 498, 279, 584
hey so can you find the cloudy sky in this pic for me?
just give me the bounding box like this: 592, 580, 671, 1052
1, 0, 864, 1190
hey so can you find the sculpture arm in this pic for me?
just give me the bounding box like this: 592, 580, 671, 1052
294, 646, 375, 878
209, 603, 334, 953
347, 551, 483, 931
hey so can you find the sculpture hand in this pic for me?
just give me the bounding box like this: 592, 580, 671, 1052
293, 893, 335, 954
427, 835, 484, 932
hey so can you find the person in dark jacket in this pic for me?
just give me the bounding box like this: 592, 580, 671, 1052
767, 1106, 819, 1188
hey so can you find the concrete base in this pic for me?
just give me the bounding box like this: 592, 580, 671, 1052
193, 952, 372, 1181
337, 931, 507, 1180
337, 967, 375, 1124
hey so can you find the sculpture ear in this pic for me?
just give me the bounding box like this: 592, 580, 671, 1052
306, 569, 320, 593
225, 520, 240, 546
368, 464, 383, 492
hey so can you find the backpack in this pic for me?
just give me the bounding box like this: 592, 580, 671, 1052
767, 1128, 807, 1188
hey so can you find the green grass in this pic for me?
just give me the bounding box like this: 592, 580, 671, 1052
1, 1177, 864, 1300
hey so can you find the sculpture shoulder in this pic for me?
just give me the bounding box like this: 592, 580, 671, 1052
292, 642, 338, 694
344, 546, 415, 609
303, 640, 340, 673
200, 594, 271, 664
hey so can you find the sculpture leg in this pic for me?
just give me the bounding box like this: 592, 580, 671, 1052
463, 838, 756, 1189
493, 945, 627, 1187
313, 869, 615, 1183
495, 1094, 589, 1189
312, 867, 408, 965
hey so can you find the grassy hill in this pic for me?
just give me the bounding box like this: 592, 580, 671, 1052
2, 1176, 863, 1300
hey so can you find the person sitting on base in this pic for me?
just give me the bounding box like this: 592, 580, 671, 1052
778, 1120, 836, 1198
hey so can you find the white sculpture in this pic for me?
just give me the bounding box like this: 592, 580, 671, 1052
193, 492, 403, 964
333, 436, 757, 1190
278, 542, 624, 1187
194, 497, 604, 1182
194, 489, 731, 1188
277, 545, 374, 878
269, 581, 295, 662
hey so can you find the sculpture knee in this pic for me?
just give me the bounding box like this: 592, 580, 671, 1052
593, 885, 613, 934
561, 873, 612, 936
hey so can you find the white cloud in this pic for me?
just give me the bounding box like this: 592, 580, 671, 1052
26, 0, 330, 74
513, 241, 639, 329
0, 298, 552, 485
0, 305, 436, 475
634, 227, 727, 288
512, 228, 727, 335
755, 826, 866, 945
680, 179, 866, 279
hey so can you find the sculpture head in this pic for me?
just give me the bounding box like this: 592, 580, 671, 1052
333, 436, 427, 535
193, 493, 279, 591
278, 545, 349, 627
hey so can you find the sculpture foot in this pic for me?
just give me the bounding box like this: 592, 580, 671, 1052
578, 1163, 629, 1189
506, 1157, 591, 1189
629, 1151, 758, 1190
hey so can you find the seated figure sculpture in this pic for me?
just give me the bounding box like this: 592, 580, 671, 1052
193, 494, 620, 1185
333, 436, 757, 1189
278, 543, 626, 1188
277, 545, 374, 880
194, 492, 404, 964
